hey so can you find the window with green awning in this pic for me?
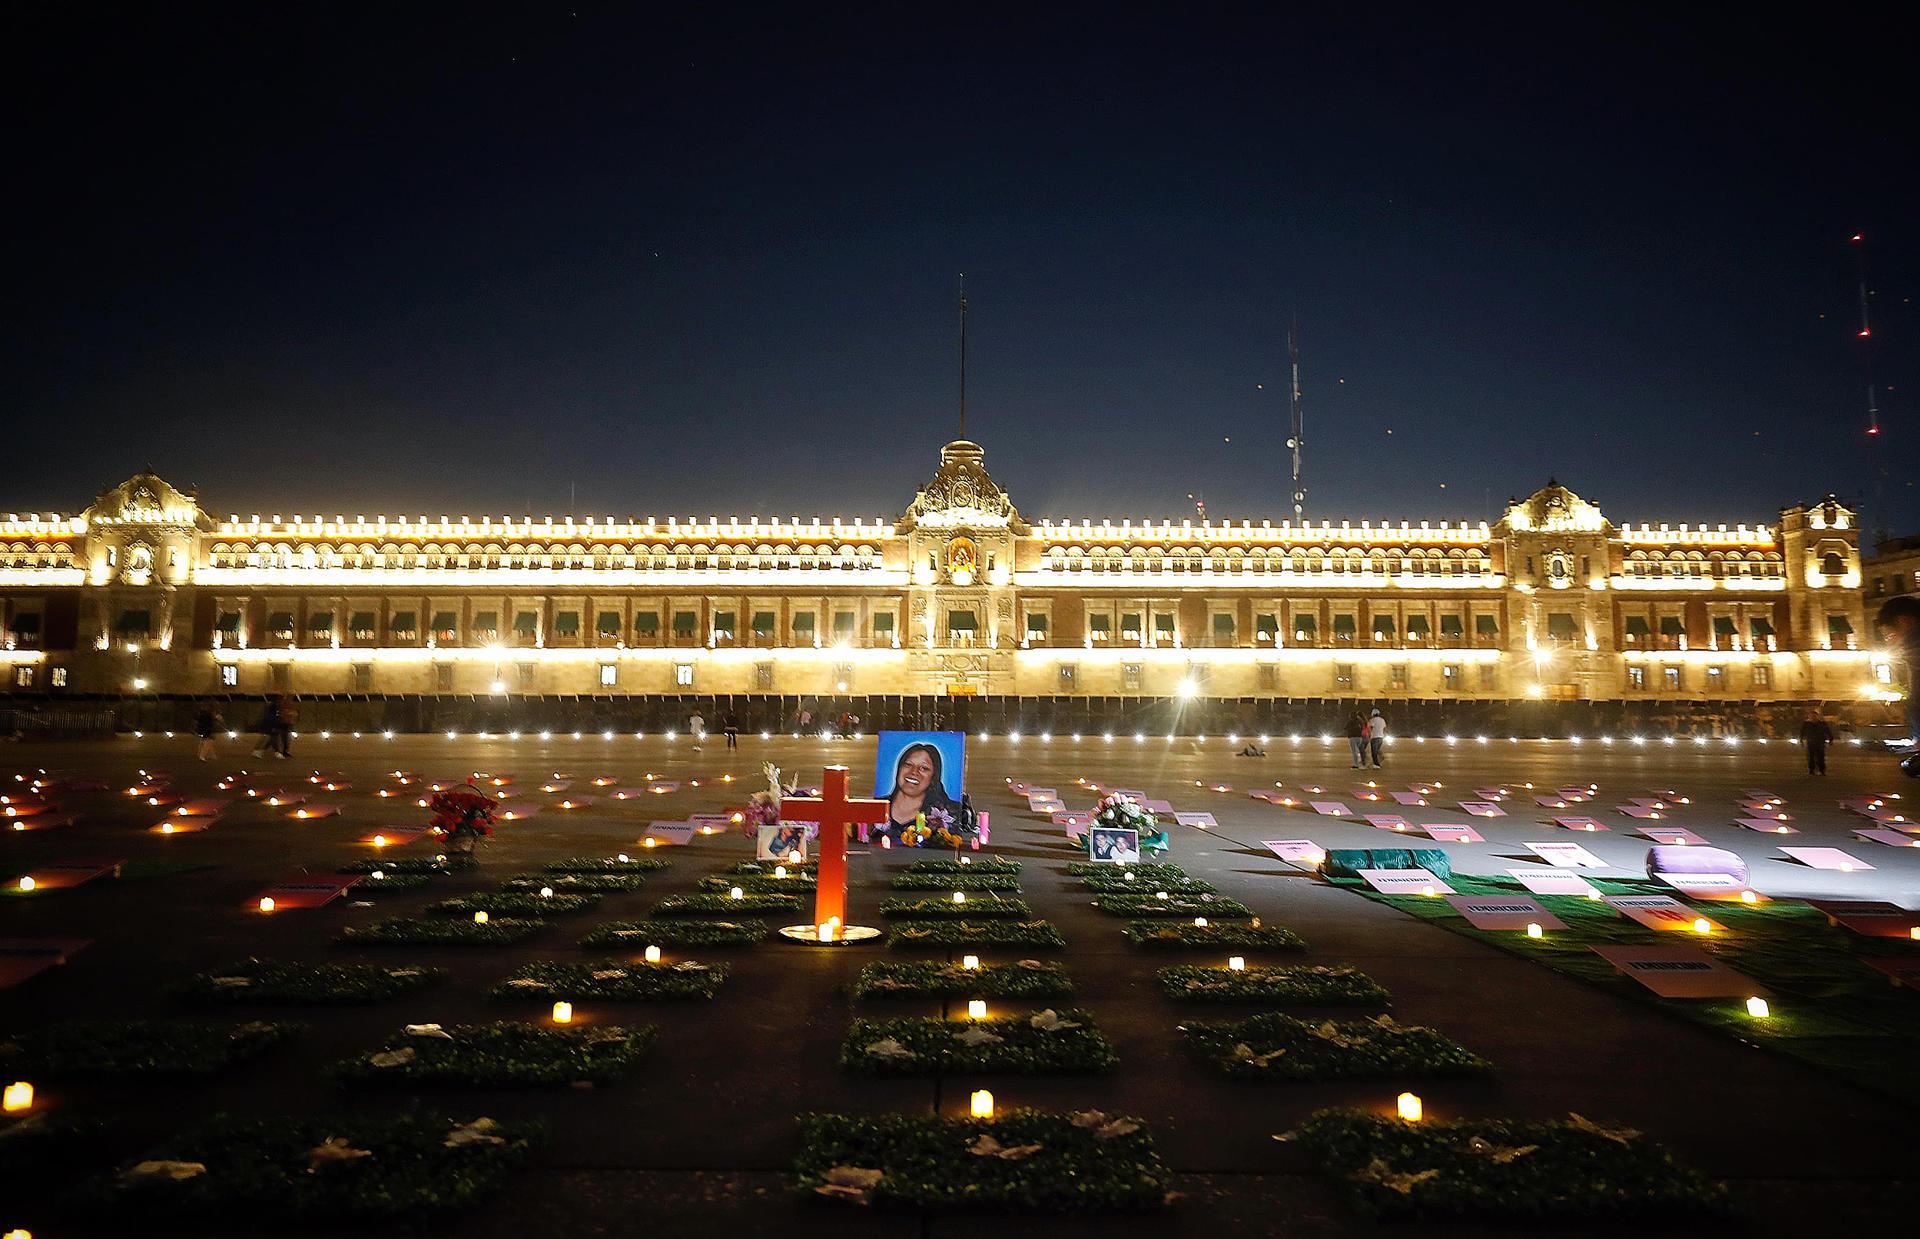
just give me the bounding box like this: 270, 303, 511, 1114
1547, 613, 1577, 640
1255, 612, 1279, 638
872, 612, 895, 634
513, 611, 539, 635
947, 610, 977, 631
1332, 614, 1357, 636
214, 611, 241, 633
307, 611, 334, 633
391, 611, 418, 636
1372, 614, 1396, 637
1658, 616, 1685, 636
751, 611, 775, 637
596, 611, 621, 637
1474, 614, 1499, 635
1439, 613, 1463, 637
1406, 614, 1430, 636
1625, 616, 1651, 637
554, 611, 580, 636
633, 611, 660, 634
672, 610, 697, 636
472, 610, 499, 635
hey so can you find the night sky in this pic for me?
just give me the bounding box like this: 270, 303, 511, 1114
7, 5, 1915, 538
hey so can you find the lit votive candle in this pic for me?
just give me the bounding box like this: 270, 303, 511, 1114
1745, 996, 1770, 1018
970, 1088, 994, 1119
551, 1001, 573, 1024
474, 910, 489, 924
2, 1080, 32, 1113
967, 999, 987, 1020
729, 886, 744, 900
643, 945, 662, 964
1227, 956, 1245, 971
258, 896, 275, 913
1396, 1092, 1422, 1122
961, 954, 981, 970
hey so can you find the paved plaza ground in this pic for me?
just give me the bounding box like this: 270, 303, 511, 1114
2, 730, 1916, 1236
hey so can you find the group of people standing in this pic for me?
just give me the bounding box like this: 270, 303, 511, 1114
1346, 708, 1388, 769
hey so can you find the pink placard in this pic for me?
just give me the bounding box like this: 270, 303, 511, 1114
1592, 944, 1765, 998
1525, 840, 1605, 869
1639, 827, 1707, 846
1261, 839, 1325, 866
1553, 816, 1609, 833
496, 804, 543, 821
1605, 895, 1723, 933
1141, 798, 1176, 814
1248, 789, 1288, 804
1736, 818, 1798, 834
1447, 895, 1565, 931
1655, 872, 1751, 899
1780, 846, 1873, 871
1423, 823, 1485, 843
642, 823, 696, 845
1357, 867, 1455, 896
1390, 791, 1429, 806
1509, 867, 1602, 897
1350, 788, 1386, 802
1173, 812, 1218, 829
1364, 814, 1415, 833
1807, 899, 1920, 937
1459, 801, 1505, 818
1615, 804, 1666, 820
1855, 828, 1920, 849
149, 819, 211, 834
172, 798, 230, 817
1310, 801, 1352, 817
1536, 795, 1571, 809
287, 804, 340, 820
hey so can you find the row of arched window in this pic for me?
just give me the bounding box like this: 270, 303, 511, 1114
1622, 549, 1784, 579
202, 542, 884, 572
1041, 545, 1493, 576
0, 542, 77, 569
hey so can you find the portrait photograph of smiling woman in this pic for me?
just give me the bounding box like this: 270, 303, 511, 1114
872, 730, 966, 839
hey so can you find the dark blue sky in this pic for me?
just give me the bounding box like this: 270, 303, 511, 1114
7, 4, 1914, 537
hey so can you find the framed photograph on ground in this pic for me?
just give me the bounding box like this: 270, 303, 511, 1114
1088, 826, 1140, 864
758, 822, 809, 861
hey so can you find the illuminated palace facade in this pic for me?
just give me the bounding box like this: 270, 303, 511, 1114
0, 442, 1884, 705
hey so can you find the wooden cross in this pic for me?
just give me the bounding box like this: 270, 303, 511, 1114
778, 765, 889, 927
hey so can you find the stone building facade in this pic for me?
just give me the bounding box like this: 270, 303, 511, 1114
0, 443, 1885, 704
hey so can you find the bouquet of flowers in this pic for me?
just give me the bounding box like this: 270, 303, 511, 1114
426, 783, 499, 856
1090, 792, 1170, 854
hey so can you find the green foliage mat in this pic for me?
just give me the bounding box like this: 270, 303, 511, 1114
74, 1112, 540, 1226
1091, 893, 1253, 918
880, 895, 1034, 919
427, 892, 600, 918
579, 918, 766, 948
699, 873, 817, 894
1290, 1109, 1727, 1220
729, 858, 818, 875
1180, 1012, 1490, 1079
1335, 871, 1920, 1100
843, 1011, 1117, 1074
907, 856, 1021, 874
853, 960, 1072, 1000
492, 960, 728, 1001
0, 1019, 299, 1079
1158, 964, 1389, 1005
795, 1110, 1169, 1210
890, 871, 1023, 891
0, 1112, 140, 1198
333, 1022, 656, 1087
345, 872, 431, 894
1066, 861, 1185, 879
339, 855, 476, 875
1081, 873, 1215, 894
1123, 920, 1305, 950
175, 960, 446, 1004
503, 872, 648, 893
888, 920, 1066, 950
336, 917, 545, 947
652, 892, 803, 917
546, 855, 671, 873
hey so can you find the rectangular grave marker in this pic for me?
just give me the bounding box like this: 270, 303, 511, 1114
1356, 867, 1455, 896
1592, 944, 1766, 998
1447, 895, 1566, 931
1525, 840, 1605, 869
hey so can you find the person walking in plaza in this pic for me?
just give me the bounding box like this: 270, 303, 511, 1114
688, 709, 705, 752
250, 695, 278, 758
272, 694, 297, 758
1346, 710, 1367, 769
722, 711, 739, 750
1799, 710, 1833, 776
194, 704, 222, 761
1365, 707, 1388, 768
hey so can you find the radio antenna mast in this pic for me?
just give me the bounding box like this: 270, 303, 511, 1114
958, 274, 969, 441
1288, 318, 1305, 520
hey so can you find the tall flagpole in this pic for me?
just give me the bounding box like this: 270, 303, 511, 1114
958, 274, 969, 441
1288, 317, 1305, 521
